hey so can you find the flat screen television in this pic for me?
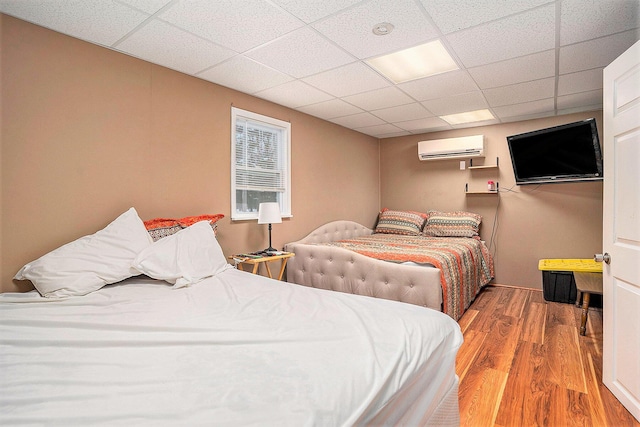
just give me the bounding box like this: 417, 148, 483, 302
506, 118, 603, 185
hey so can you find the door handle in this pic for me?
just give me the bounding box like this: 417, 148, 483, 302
594, 253, 611, 264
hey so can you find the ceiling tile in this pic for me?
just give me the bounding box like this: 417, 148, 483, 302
492, 98, 555, 119
303, 62, 391, 97
484, 78, 555, 107
468, 50, 555, 89
445, 4, 555, 68
420, 0, 550, 34
356, 123, 406, 137
118, 0, 171, 14
254, 80, 333, 108
557, 89, 603, 110
452, 118, 500, 129
116, 20, 235, 74
342, 86, 414, 110
0, 0, 148, 46
421, 91, 488, 115
198, 56, 293, 94
371, 102, 432, 122
313, 0, 438, 59
272, 0, 362, 24
379, 130, 412, 138
158, 0, 304, 52
558, 68, 603, 96
297, 99, 364, 120
560, 0, 640, 46
245, 27, 354, 78
559, 30, 640, 74
394, 117, 451, 132
397, 70, 479, 101
330, 112, 386, 128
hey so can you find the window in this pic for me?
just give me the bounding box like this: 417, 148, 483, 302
231, 107, 291, 220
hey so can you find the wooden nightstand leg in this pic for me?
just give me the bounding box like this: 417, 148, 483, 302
251, 263, 260, 275
264, 262, 273, 279
580, 292, 591, 336
277, 259, 288, 281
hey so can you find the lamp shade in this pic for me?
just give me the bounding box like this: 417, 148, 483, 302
257, 202, 282, 224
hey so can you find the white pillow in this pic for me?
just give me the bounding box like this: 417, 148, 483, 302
14, 208, 153, 298
131, 220, 231, 288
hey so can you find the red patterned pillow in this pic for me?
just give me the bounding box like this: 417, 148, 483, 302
144, 214, 224, 241
423, 211, 481, 238
374, 209, 428, 236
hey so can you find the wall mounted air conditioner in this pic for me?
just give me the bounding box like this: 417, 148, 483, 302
418, 135, 485, 161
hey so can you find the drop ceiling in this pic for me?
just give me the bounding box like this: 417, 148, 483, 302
1, 0, 638, 138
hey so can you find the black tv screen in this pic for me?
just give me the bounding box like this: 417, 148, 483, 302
506, 118, 603, 185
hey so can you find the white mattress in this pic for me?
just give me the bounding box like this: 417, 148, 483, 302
0, 268, 462, 426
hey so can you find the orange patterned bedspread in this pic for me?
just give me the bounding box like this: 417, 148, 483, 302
322, 234, 494, 320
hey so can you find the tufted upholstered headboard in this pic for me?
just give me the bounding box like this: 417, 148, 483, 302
284, 221, 443, 311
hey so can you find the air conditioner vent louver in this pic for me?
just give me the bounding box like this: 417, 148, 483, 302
418, 135, 484, 161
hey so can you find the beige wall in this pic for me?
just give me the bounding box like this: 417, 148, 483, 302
0, 15, 380, 293
1, 14, 605, 294
380, 111, 604, 289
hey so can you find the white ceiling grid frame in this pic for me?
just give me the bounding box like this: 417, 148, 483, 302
484, 78, 556, 107
1, 0, 638, 138
394, 116, 451, 132
254, 80, 334, 109
116, 19, 236, 75
342, 86, 415, 111
492, 97, 556, 120
446, 4, 557, 68
421, 91, 489, 116
157, 0, 304, 53
197, 56, 294, 95
560, 0, 640, 45
468, 50, 556, 89
371, 102, 433, 122
419, 0, 553, 34
312, 0, 440, 59
0, 0, 149, 46
297, 99, 364, 120
302, 62, 392, 98
245, 26, 355, 79
356, 123, 406, 137
559, 30, 640, 74
118, 0, 172, 15
329, 112, 386, 128
271, 0, 364, 24
397, 70, 481, 101
557, 68, 604, 96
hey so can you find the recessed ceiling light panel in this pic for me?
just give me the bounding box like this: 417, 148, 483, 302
365, 40, 458, 84
440, 109, 495, 125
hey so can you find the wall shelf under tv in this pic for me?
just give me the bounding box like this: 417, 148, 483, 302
468, 157, 499, 170
465, 181, 499, 194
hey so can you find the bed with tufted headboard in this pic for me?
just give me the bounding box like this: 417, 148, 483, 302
284, 210, 494, 321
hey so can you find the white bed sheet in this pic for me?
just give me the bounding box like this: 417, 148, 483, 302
0, 268, 462, 426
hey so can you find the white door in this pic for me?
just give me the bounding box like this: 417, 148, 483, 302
602, 39, 640, 422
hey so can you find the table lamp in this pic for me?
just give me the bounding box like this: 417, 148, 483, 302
258, 202, 282, 252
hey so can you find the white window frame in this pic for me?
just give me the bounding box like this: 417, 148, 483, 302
231, 107, 291, 221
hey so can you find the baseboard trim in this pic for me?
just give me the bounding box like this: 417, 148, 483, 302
487, 283, 542, 292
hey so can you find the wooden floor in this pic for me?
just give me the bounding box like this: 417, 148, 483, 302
456, 285, 639, 427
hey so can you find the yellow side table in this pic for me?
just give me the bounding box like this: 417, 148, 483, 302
230, 252, 294, 281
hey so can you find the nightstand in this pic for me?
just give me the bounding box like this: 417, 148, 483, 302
229, 252, 294, 281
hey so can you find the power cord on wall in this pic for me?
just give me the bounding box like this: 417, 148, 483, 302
487, 183, 540, 261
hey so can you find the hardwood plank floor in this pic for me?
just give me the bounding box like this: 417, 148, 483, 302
457, 285, 639, 427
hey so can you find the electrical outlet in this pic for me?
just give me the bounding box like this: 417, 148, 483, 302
460, 160, 466, 170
